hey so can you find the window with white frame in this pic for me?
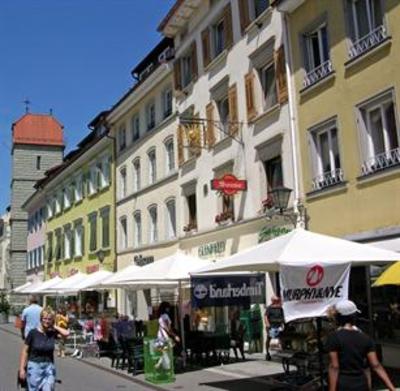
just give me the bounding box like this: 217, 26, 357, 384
63, 186, 71, 209
347, 0, 386, 57
55, 229, 62, 261
120, 216, 128, 250
132, 159, 141, 192
47, 199, 53, 219
55, 192, 62, 214
89, 213, 97, 252
303, 24, 332, 87
41, 245, 45, 265
165, 139, 175, 174
264, 156, 284, 192
101, 207, 110, 248
64, 226, 72, 260
260, 62, 277, 110
305, 25, 329, 71
74, 222, 83, 257
146, 101, 156, 131
47, 232, 53, 262
89, 164, 97, 195
119, 126, 127, 151
162, 87, 173, 118
131, 114, 140, 142
133, 211, 142, 247
119, 167, 127, 199
148, 206, 158, 243
309, 121, 343, 190
166, 199, 176, 240
358, 92, 400, 175
348, 0, 384, 41
148, 150, 157, 184
74, 174, 83, 202
99, 155, 111, 189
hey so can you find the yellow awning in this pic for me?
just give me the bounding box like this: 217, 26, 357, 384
373, 261, 400, 287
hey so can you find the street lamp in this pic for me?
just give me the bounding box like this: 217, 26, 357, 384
266, 186, 308, 228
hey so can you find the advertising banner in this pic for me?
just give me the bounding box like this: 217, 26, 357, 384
280, 262, 351, 322
191, 274, 266, 308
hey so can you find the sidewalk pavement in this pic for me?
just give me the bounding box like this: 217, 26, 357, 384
0, 322, 283, 391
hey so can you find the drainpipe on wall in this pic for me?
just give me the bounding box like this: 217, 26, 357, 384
281, 11, 304, 228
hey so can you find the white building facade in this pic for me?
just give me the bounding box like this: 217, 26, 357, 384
108, 38, 180, 318
158, 0, 297, 282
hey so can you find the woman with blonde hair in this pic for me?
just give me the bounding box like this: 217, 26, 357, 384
19, 307, 70, 390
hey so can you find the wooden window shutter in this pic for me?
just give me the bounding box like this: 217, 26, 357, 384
201, 28, 211, 69
206, 102, 215, 149
274, 45, 288, 104
223, 3, 233, 49
228, 84, 239, 136
174, 60, 182, 91
244, 71, 257, 121
177, 125, 185, 166
191, 41, 198, 81
239, 0, 251, 34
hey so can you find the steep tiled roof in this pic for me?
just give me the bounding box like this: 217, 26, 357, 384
12, 113, 64, 147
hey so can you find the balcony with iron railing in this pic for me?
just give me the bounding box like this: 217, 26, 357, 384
303, 60, 333, 89
348, 25, 387, 59
361, 147, 400, 176
311, 168, 344, 191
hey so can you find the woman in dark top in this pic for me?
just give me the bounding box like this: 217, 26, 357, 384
327, 300, 395, 391
19, 307, 70, 391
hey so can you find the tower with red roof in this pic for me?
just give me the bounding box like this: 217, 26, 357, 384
9, 113, 64, 297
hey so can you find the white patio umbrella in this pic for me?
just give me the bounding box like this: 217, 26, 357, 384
30, 276, 64, 294
13, 281, 34, 293
48, 272, 88, 294
196, 228, 400, 274
63, 270, 113, 292
107, 251, 212, 363
17, 281, 44, 294
111, 251, 212, 284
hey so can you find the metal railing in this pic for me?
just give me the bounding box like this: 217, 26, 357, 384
361, 147, 400, 175
311, 168, 344, 191
349, 25, 387, 59
303, 60, 333, 88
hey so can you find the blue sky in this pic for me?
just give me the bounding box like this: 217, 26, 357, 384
0, 0, 175, 212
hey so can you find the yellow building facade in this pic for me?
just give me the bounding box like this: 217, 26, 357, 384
277, 0, 400, 243
43, 131, 115, 278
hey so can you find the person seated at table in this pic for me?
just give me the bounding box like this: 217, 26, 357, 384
230, 309, 246, 361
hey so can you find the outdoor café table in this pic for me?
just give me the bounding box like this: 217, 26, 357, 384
187, 331, 230, 364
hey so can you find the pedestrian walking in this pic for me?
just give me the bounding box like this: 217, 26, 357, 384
21, 295, 42, 340
18, 307, 70, 391
264, 295, 284, 360
230, 308, 246, 361
155, 302, 180, 371
327, 300, 395, 391
55, 307, 69, 358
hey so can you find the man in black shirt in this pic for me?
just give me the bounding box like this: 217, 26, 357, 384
326, 300, 395, 391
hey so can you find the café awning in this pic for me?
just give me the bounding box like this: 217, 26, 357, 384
197, 228, 400, 274
30, 276, 64, 294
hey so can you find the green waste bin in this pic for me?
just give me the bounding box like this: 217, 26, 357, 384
144, 337, 175, 384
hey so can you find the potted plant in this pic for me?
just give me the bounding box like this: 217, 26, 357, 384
0, 293, 10, 324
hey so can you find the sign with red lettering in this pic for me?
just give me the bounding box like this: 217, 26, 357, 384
211, 174, 247, 196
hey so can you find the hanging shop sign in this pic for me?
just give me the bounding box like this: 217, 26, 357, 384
191, 274, 265, 307
211, 174, 247, 196
134, 254, 154, 266
280, 262, 351, 323
198, 241, 226, 258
